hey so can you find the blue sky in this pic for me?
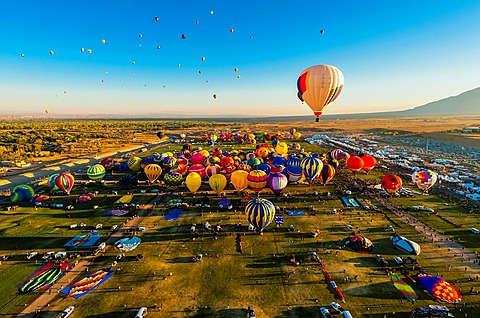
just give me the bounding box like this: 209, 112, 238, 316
1, 1, 480, 117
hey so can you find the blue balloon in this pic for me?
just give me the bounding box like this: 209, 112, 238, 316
272, 139, 279, 147
287, 155, 301, 167
207, 140, 214, 146
285, 165, 303, 182
256, 163, 271, 175
272, 156, 287, 167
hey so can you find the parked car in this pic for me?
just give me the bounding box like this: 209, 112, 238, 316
394, 256, 404, 265
342, 311, 353, 318
59, 305, 75, 318
320, 307, 332, 318
95, 223, 103, 229
69, 224, 78, 229
26, 251, 38, 260
387, 225, 395, 231
330, 302, 345, 313
346, 225, 354, 231
135, 307, 147, 318
469, 227, 480, 234
247, 306, 256, 318
55, 252, 67, 259
111, 225, 118, 230
42, 251, 55, 260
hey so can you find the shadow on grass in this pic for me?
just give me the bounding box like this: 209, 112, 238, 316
0, 236, 67, 250
245, 256, 283, 269
166, 256, 194, 263
345, 281, 402, 299
187, 308, 247, 318
84, 310, 134, 318
279, 305, 320, 318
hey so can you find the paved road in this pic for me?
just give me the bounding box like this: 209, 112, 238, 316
0, 140, 169, 193
16, 197, 162, 317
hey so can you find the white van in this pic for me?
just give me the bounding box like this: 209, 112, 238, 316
135, 307, 147, 318
342, 311, 353, 318
469, 227, 480, 234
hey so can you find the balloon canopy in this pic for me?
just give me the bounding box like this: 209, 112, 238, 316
245, 197, 276, 232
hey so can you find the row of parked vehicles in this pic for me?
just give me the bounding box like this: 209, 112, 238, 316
320, 302, 353, 318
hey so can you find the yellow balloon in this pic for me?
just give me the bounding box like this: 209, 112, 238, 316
144, 164, 162, 183
209, 174, 227, 194
200, 150, 210, 157
186, 172, 202, 193
101, 39, 106, 44
275, 142, 288, 155
293, 132, 302, 139
87, 49, 92, 54
231, 170, 249, 191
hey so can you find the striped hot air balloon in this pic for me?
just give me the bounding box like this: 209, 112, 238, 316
10, 184, 35, 202
247, 170, 268, 192
205, 164, 221, 177
245, 197, 276, 232
286, 155, 301, 167
300, 157, 323, 183
56, 172, 75, 194
267, 173, 288, 194
87, 164, 106, 181
118, 174, 138, 190
144, 164, 162, 183
319, 164, 335, 184
285, 165, 303, 183
47, 173, 59, 189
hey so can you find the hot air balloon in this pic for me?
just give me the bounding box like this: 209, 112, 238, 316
247, 170, 268, 192
100, 157, 115, 171
189, 164, 206, 179
209, 174, 227, 194
87, 49, 92, 54
163, 172, 183, 190
418, 274, 462, 303
47, 173, 59, 190
162, 156, 176, 171
285, 165, 303, 183
390, 235, 421, 255
345, 235, 374, 253
49, 50, 54, 55
297, 64, 344, 122
231, 170, 249, 191
210, 10, 214, 14
287, 155, 301, 167
293, 132, 302, 139
10, 184, 35, 202
229, 28, 234, 33
346, 156, 364, 173
181, 34, 186, 39
201, 57, 205, 62
234, 67, 238, 72
127, 157, 142, 172
256, 163, 271, 176
412, 169, 437, 191
78, 193, 95, 203
139, 34, 143, 38
361, 155, 377, 173
267, 173, 288, 194
21, 53, 25, 57
300, 157, 323, 183
56, 172, 75, 194
101, 39, 106, 44
245, 197, 275, 232
180, 133, 186, 140
213, 94, 217, 99
275, 142, 288, 155
80, 48, 85, 53
144, 164, 162, 183
155, 16, 159, 21
87, 164, 106, 181
319, 164, 335, 184
157, 131, 165, 139
186, 172, 202, 193
119, 174, 138, 190
320, 30, 325, 34
290, 128, 297, 135
381, 174, 403, 193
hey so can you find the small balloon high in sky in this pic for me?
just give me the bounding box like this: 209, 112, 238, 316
1, 1, 480, 116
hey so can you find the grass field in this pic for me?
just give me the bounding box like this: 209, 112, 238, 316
1, 141, 479, 318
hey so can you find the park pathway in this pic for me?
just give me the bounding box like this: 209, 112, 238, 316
16, 196, 163, 318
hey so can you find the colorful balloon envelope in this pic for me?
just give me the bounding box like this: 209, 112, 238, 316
247, 170, 268, 192
246, 197, 276, 232
47, 173, 59, 190
127, 156, 142, 172
346, 156, 364, 173
345, 235, 374, 254
163, 172, 183, 190
287, 155, 301, 167
319, 164, 335, 184
78, 193, 95, 203
162, 156, 177, 170
190, 152, 206, 165
285, 165, 303, 183
220, 156, 234, 168
231, 170, 249, 191
412, 169, 437, 191
247, 157, 261, 169
300, 157, 323, 183
205, 164, 221, 177
186, 172, 202, 193
100, 157, 115, 171
418, 274, 462, 303
267, 173, 288, 194
297, 64, 344, 122
144, 164, 163, 183
381, 174, 403, 193
275, 142, 288, 155
10, 184, 35, 202
208, 174, 227, 194
56, 172, 75, 194
293, 132, 302, 139
87, 164, 106, 181
170, 164, 188, 176
189, 164, 206, 179
256, 163, 271, 176
361, 155, 377, 173
118, 174, 138, 190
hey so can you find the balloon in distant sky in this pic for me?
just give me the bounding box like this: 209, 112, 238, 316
155, 16, 159, 21
320, 30, 325, 34
237, 75, 241, 79
201, 57, 205, 62
45, 109, 49, 113
181, 34, 186, 39
87, 49, 92, 54
49, 50, 54, 55
132, 61, 136, 65
101, 39, 106, 44
80, 48, 85, 53
198, 70, 202, 74
195, 21, 199, 24
213, 94, 217, 99
230, 29, 234, 33
210, 10, 214, 14
21, 53, 25, 57
139, 34, 143, 38
177, 64, 181, 67
297, 64, 344, 122
157, 45, 161, 49
234, 68, 238, 72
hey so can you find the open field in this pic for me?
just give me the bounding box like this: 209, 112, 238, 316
1, 138, 479, 318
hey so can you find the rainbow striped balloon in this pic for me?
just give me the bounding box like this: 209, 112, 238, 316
300, 157, 323, 183
247, 170, 268, 192
245, 197, 276, 232
55, 172, 75, 194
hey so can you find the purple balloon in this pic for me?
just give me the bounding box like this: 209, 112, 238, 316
267, 172, 288, 194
